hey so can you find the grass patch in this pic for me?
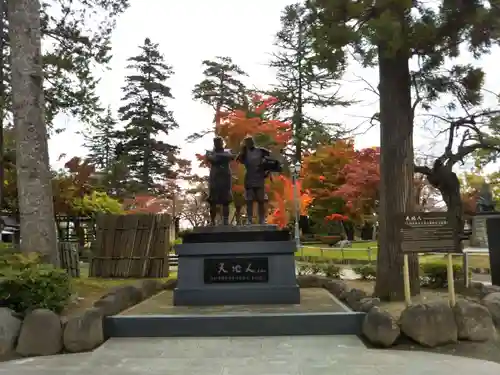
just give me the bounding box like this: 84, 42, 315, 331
64, 262, 177, 316
297, 247, 377, 260
296, 246, 491, 270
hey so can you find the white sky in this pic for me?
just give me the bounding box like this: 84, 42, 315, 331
48, 0, 500, 175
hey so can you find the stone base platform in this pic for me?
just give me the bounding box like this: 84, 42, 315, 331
103, 288, 365, 338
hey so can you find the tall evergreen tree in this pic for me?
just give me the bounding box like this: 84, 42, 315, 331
269, 3, 349, 162
9, 0, 58, 265
190, 56, 248, 139
306, 0, 500, 300
118, 37, 179, 193
84, 107, 117, 170
0, 0, 127, 211
1, 0, 129, 127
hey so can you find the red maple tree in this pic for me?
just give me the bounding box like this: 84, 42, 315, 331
302, 141, 380, 223
333, 146, 380, 220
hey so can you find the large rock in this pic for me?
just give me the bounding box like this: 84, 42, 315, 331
296, 275, 328, 288
323, 280, 349, 298
400, 301, 458, 347
362, 307, 400, 347
358, 297, 380, 313
63, 308, 104, 353
94, 284, 142, 316
343, 288, 368, 310
136, 280, 162, 299
0, 308, 22, 355
481, 292, 500, 326
162, 278, 177, 290
477, 284, 500, 299
16, 309, 63, 356
453, 300, 495, 341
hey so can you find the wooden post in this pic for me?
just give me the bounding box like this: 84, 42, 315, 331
462, 251, 469, 288
141, 214, 157, 277
447, 253, 456, 307
403, 253, 411, 306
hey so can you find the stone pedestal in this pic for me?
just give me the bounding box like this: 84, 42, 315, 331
485, 215, 500, 286
173, 225, 300, 306
471, 214, 490, 248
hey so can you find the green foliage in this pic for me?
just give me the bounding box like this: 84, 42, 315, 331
189, 56, 248, 141
420, 262, 468, 289
71, 191, 124, 215
353, 264, 376, 280
0, 266, 72, 314
117, 37, 180, 192
269, 3, 349, 160
0, 251, 41, 273
192, 56, 248, 113
84, 107, 117, 170
3, 0, 130, 128
323, 263, 341, 278
296, 258, 340, 278
0, 251, 72, 314
307, 0, 500, 111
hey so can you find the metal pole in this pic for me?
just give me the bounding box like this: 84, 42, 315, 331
292, 172, 301, 254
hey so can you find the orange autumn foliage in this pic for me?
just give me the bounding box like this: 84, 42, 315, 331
302, 140, 380, 223
196, 95, 294, 212
123, 195, 170, 214
267, 175, 313, 228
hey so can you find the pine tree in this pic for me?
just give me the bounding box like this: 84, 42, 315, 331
269, 3, 349, 162
1, 0, 129, 127
118, 37, 179, 193
306, 0, 500, 300
191, 56, 248, 139
84, 107, 117, 170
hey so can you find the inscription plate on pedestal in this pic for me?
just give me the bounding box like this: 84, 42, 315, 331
472, 216, 488, 248
204, 257, 269, 283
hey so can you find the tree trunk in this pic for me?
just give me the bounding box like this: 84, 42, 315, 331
8, 0, 59, 265
374, 46, 420, 300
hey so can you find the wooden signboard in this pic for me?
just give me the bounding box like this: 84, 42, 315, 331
399, 211, 460, 308
399, 212, 462, 254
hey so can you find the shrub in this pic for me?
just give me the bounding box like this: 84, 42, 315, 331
323, 263, 341, 278
420, 262, 468, 289
0, 265, 72, 314
353, 264, 377, 280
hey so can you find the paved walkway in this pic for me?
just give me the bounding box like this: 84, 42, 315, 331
1, 336, 500, 374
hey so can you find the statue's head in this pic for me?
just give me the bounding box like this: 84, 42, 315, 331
213, 136, 224, 150
243, 136, 255, 149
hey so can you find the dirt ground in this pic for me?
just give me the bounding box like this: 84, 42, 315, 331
346, 280, 500, 364
344, 280, 479, 318
121, 288, 345, 315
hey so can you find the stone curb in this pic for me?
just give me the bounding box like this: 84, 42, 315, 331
0, 279, 173, 358
296, 274, 499, 348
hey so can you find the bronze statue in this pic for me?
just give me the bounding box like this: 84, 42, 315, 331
206, 137, 234, 225
476, 182, 496, 212
237, 136, 281, 224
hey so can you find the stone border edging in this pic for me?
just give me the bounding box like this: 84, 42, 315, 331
0, 278, 178, 357
298, 274, 500, 348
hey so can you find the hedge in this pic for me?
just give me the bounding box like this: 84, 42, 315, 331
297, 257, 469, 289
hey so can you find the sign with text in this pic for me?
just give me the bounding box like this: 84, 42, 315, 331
399, 212, 461, 253
204, 257, 269, 283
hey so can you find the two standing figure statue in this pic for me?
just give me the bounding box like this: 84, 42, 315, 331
206, 135, 282, 226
